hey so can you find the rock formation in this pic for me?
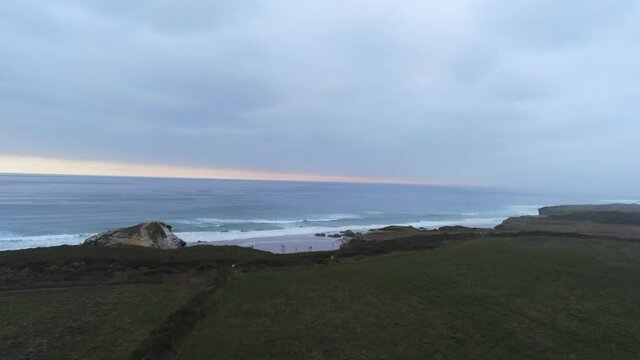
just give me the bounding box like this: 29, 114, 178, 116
84, 221, 186, 249
538, 204, 640, 216
497, 204, 640, 240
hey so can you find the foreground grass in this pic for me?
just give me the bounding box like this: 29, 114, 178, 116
0, 244, 271, 268
0, 283, 196, 360
176, 236, 640, 360
0, 244, 273, 290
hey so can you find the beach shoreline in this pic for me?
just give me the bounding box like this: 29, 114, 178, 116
0, 218, 507, 253
181, 217, 505, 254
194, 233, 344, 253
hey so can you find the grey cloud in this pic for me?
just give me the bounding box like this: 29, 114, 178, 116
482, 0, 636, 48
82, 1, 264, 35
1, 0, 640, 194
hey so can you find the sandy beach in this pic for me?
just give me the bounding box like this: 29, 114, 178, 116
192, 233, 345, 253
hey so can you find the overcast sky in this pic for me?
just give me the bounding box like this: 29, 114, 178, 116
1, 1, 639, 193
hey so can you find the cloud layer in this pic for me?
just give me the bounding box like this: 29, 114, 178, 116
1, 1, 639, 193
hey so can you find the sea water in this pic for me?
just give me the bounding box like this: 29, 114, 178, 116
0, 173, 598, 251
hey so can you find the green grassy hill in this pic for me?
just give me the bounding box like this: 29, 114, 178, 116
176, 237, 640, 360
1, 283, 196, 360
2, 236, 640, 359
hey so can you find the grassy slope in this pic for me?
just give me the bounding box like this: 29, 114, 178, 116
0, 244, 271, 268
0, 283, 196, 360
0, 245, 270, 359
0, 244, 272, 291
0, 244, 330, 360
176, 236, 640, 360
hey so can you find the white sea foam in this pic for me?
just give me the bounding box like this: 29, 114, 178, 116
0, 214, 511, 251
0, 233, 91, 251
178, 227, 340, 243
195, 218, 301, 225
307, 213, 363, 221
177, 216, 504, 244
172, 213, 363, 226
0, 215, 507, 251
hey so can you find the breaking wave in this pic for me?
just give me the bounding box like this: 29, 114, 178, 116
177, 216, 505, 243
0, 233, 91, 251
171, 213, 363, 226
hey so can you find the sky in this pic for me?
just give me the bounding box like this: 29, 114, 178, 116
1, 1, 639, 193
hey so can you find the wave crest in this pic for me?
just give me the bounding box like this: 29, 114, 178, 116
172, 213, 363, 226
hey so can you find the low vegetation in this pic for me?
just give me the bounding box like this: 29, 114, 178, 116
175, 237, 640, 359
2, 223, 640, 359
1, 283, 195, 360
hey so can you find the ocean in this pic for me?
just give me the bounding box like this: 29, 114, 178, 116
0, 174, 599, 252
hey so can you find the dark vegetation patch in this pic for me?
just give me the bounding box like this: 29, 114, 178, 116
539, 204, 640, 216
334, 231, 479, 257
0, 245, 270, 290
0, 283, 196, 360
130, 269, 230, 360
0, 244, 271, 268
551, 211, 640, 225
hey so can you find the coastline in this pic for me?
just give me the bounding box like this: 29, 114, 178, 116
197, 234, 343, 253
4, 204, 640, 359
180, 216, 506, 253
0, 217, 508, 253
1, 173, 562, 253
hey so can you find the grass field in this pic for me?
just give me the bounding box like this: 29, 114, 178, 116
0, 244, 272, 291
175, 237, 640, 360
0, 244, 272, 268
2, 235, 640, 359
0, 283, 196, 360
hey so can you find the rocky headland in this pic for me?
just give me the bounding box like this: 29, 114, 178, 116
335, 204, 640, 250
84, 221, 186, 249
79, 204, 640, 252
495, 203, 640, 240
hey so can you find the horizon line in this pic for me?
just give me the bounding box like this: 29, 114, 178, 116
0, 155, 455, 186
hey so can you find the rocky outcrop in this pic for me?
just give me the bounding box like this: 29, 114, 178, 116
84, 222, 186, 249
497, 204, 640, 240
539, 204, 640, 216
378, 225, 418, 232
535, 204, 640, 226
438, 225, 486, 232
340, 230, 357, 238
358, 226, 423, 241
355, 225, 490, 242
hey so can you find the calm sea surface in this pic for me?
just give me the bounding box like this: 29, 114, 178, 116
0, 174, 599, 251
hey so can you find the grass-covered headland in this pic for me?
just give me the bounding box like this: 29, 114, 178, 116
3, 207, 640, 359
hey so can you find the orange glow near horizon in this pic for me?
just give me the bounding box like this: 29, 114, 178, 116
0, 155, 448, 186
